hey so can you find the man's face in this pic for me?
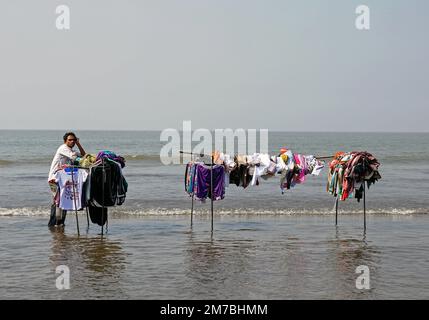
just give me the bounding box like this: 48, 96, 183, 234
65, 135, 76, 148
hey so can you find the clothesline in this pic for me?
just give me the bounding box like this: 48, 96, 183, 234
180, 150, 334, 160
181, 149, 382, 233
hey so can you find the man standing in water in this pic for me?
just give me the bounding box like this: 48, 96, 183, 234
48, 132, 86, 227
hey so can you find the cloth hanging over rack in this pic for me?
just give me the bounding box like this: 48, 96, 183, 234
225, 151, 324, 194
54, 167, 88, 211
52, 150, 128, 210
96, 150, 126, 168
78, 153, 97, 168
185, 161, 225, 202
87, 159, 128, 208
327, 151, 381, 202
183, 149, 325, 198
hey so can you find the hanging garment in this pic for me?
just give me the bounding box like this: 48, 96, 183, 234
184, 162, 198, 195
279, 150, 296, 193
221, 153, 236, 171
184, 150, 325, 196
194, 164, 225, 201
275, 156, 286, 173
88, 204, 108, 226
96, 150, 126, 168
249, 153, 272, 186
235, 155, 248, 166
327, 152, 351, 197
293, 154, 306, 184
327, 151, 381, 202
265, 157, 277, 175
229, 164, 252, 188
212, 151, 222, 165
341, 151, 381, 201
54, 167, 88, 211
305, 155, 324, 176
78, 154, 97, 168
88, 160, 128, 207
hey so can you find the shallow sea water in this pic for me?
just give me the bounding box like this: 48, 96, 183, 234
1, 214, 428, 299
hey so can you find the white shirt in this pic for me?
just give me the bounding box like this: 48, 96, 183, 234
54, 168, 88, 210
48, 144, 81, 182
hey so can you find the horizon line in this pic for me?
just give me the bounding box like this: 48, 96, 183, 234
0, 129, 428, 133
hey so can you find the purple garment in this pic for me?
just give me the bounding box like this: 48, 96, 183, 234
96, 150, 126, 168
195, 164, 225, 201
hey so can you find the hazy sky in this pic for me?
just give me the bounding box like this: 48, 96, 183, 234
0, 0, 427, 131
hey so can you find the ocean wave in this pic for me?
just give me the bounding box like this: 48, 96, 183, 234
4, 154, 165, 165
123, 154, 190, 165
0, 207, 427, 217
6, 153, 428, 167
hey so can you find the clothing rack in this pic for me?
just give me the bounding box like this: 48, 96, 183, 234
70, 167, 80, 235
314, 155, 335, 160
100, 157, 106, 237
60, 162, 109, 235
180, 151, 214, 233
181, 151, 370, 233
335, 162, 367, 232
180, 151, 333, 233
310, 153, 367, 231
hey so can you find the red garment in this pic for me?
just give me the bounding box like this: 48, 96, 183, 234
341, 151, 380, 201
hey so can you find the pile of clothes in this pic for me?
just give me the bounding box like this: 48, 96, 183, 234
77, 150, 126, 169
184, 148, 325, 200
327, 151, 381, 202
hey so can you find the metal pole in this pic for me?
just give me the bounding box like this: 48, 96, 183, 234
191, 192, 194, 227
86, 206, 90, 230
335, 196, 339, 226
363, 159, 367, 233
210, 154, 214, 233
180, 150, 205, 157
183, 151, 198, 228
101, 158, 105, 236
190, 155, 194, 227
71, 167, 80, 236
315, 155, 335, 160
181, 150, 215, 232
363, 180, 366, 232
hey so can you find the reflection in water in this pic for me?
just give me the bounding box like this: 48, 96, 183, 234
184, 231, 257, 299
49, 228, 129, 299
326, 228, 381, 299
279, 237, 308, 298
2, 214, 428, 299
183, 224, 382, 299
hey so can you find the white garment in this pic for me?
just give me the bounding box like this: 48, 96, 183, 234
304, 155, 325, 176
284, 150, 295, 170
250, 153, 271, 186
275, 156, 286, 172
311, 163, 324, 176
48, 144, 81, 181
54, 168, 88, 210
220, 153, 236, 171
